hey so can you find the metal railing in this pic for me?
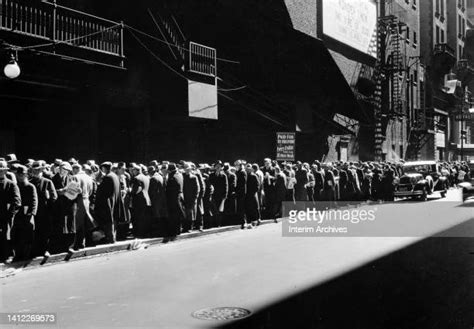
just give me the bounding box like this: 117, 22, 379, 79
0, 0, 123, 58
189, 41, 216, 77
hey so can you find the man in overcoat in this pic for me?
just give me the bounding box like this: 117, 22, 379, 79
209, 161, 228, 228
95, 162, 122, 243
182, 162, 200, 233
164, 163, 185, 241
12, 165, 38, 261
149, 164, 167, 237
30, 160, 57, 257
0, 160, 21, 262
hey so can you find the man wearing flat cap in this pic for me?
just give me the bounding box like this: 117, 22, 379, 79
95, 162, 122, 243
12, 165, 38, 261
51, 161, 78, 253
0, 160, 21, 262
30, 160, 58, 258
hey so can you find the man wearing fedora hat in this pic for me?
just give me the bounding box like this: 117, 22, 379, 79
129, 163, 151, 238
30, 160, 58, 258
0, 160, 21, 262
198, 164, 213, 230
95, 162, 122, 243
193, 163, 206, 231
71, 164, 97, 251
234, 160, 247, 229
182, 162, 200, 233
2, 154, 18, 184
164, 163, 185, 241
51, 161, 77, 253
148, 163, 167, 237
11, 164, 38, 261
209, 161, 228, 228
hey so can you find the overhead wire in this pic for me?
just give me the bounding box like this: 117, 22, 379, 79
123, 24, 240, 64
127, 28, 287, 127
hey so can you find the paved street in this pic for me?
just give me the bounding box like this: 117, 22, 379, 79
1, 189, 473, 329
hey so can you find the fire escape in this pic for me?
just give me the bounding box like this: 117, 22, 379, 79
373, 14, 407, 160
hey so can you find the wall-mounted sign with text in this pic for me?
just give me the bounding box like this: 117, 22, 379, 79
276, 132, 296, 162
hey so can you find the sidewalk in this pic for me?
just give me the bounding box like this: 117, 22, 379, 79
0, 219, 281, 274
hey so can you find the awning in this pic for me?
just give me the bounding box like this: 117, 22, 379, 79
241, 25, 370, 124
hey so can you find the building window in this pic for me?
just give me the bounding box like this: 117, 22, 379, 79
436, 0, 440, 15
413, 31, 417, 47
441, 29, 445, 43
459, 15, 462, 36
406, 26, 410, 44
441, 0, 444, 17
436, 25, 440, 44
412, 0, 417, 9
414, 68, 418, 85
459, 45, 463, 59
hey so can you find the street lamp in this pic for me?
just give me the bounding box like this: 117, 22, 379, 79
4, 53, 20, 79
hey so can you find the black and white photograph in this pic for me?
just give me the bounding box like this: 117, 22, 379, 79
1, 0, 474, 328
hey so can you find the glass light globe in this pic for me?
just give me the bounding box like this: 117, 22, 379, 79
4, 61, 21, 79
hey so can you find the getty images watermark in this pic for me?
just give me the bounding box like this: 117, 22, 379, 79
282, 201, 474, 237
283, 202, 377, 236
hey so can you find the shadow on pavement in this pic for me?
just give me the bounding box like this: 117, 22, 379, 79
219, 218, 474, 329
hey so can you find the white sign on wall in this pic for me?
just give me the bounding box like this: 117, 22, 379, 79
323, 0, 378, 57
436, 132, 446, 148
188, 79, 218, 120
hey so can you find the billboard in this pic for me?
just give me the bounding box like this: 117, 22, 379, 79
322, 0, 378, 57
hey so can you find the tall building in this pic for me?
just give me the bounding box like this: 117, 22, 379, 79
379, 0, 422, 161
1, 0, 362, 162
315, 0, 379, 161
318, 0, 421, 161
419, 0, 467, 161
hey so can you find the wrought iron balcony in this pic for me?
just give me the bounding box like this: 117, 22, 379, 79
0, 0, 124, 66
433, 43, 455, 58
433, 43, 456, 75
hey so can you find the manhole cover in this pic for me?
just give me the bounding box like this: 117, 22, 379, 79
192, 307, 251, 321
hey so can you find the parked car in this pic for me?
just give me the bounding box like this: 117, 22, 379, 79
461, 160, 474, 202
468, 160, 474, 182
394, 161, 449, 201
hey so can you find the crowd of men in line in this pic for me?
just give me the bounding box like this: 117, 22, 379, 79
0, 152, 472, 263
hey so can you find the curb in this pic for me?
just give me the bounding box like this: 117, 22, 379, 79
0, 219, 281, 273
